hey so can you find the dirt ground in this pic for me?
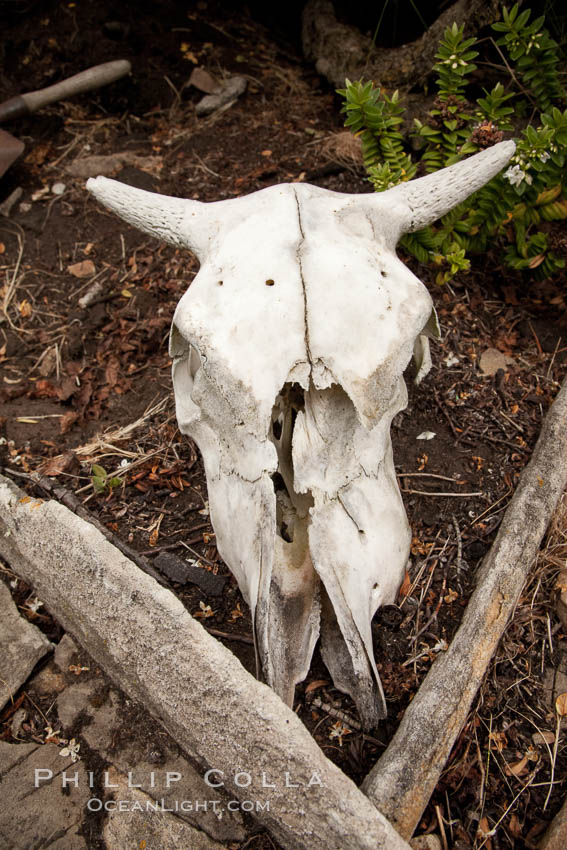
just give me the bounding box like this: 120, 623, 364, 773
1, 1, 567, 848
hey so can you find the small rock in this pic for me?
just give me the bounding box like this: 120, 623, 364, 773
195, 76, 247, 116
51, 182, 66, 195
29, 660, 66, 697
54, 634, 80, 672
479, 347, 515, 377
10, 707, 27, 738
0, 582, 52, 712
410, 836, 442, 850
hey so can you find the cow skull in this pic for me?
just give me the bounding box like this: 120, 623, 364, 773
87, 141, 514, 727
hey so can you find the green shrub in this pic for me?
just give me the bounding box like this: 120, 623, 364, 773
338, 3, 567, 283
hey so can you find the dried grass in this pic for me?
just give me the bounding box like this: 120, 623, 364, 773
319, 131, 364, 167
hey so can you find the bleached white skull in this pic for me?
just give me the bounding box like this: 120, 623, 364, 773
87, 141, 514, 727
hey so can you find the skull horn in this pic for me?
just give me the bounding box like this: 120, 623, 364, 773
387, 139, 515, 233
86, 176, 216, 259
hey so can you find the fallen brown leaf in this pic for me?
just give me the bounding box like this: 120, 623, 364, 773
60, 412, 79, 434
505, 753, 529, 776
188, 67, 220, 93
68, 260, 96, 278
398, 570, 411, 600
305, 680, 328, 694
532, 730, 555, 746
38, 451, 78, 477
55, 376, 77, 402
555, 692, 567, 716
18, 299, 32, 318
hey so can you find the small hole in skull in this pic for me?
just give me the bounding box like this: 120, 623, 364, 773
218, 280, 223, 286
359, 529, 365, 535
265, 279, 275, 286
272, 418, 282, 440
380, 270, 387, 277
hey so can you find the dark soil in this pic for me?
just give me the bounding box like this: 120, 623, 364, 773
1, 2, 567, 849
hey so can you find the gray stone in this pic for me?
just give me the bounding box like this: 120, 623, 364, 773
195, 76, 247, 116
540, 792, 567, 850
0, 741, 88, 849
410, 837, 442, 850
0, 580, 53, 710
0, 474, 411, 850
103, 767, 227, 850
54, 634, 81, 672
57, 679, 244, 842
479, 347, 515, 377
29, 659, 67, 697
56, 678, 101, 729
10, 707, 27, 738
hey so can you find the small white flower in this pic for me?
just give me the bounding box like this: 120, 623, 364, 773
504, 165, 525, 187
451, 62, 458, 69
540, 151, 550, 163
27, 597, 44, 613
44, 726, 62, 742
524, 172, 533, 186
120, 458, 129, 468
60, 738, 81, 763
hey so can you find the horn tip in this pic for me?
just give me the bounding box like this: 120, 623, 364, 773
496, 139, 516, 159
86, 175, 113, 198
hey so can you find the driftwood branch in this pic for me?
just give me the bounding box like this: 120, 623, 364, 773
0, 474, 410, 850
302, 0, 501, 91
362, 375, 567, 839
